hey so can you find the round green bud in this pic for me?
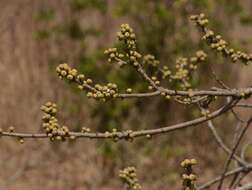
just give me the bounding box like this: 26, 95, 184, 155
67, 75, 73, 80
126, 88, 132, 93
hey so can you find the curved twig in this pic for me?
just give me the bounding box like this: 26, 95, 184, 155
207, 120, 247, 166
197, 164, 252, 190
0, 98, 237, 140
217, 117, 252, 190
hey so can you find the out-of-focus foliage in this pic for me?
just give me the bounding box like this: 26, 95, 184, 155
240, 13, 252, 26
70, 0, 107, 13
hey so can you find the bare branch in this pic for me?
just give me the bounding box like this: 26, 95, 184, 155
235, 104, 252, 108
217, 117, 252, 190
0, 98, 237, 141
207, 120, 247, 166
235, 182, 252, 190
197, 164, 252, 190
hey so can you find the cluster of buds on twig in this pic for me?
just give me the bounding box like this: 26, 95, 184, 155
54, 16, 252, 108
105, 24, 142, 67
104, 48, 124, 63
103, 129, 134, 142
56, 63, 120, 101
104, 22, 208, 104
117, 24, 137, 50
41, 102, 70, 141
181, 159, 198, 190
143, 54, 160, 67
119, 166, 142, 190
147, 50, 207, 97
170, 50, 207, 90
81, 127, 90, 133
87, 83, 119, 100
239, 88, 252, 99
128, 50, 142, 67
56, 63, 79, 81
190, 14, 252, 65
160, 65, 172, 79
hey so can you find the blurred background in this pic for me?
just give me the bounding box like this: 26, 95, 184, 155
0, 0, 252, 189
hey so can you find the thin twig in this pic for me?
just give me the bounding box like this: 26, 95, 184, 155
210, 67, 231, 90
235, 182, 252, 190
232, 171, 249, 190
197, 164, 252, 190
217, 117, 252, 190
231, 109, 246, 123
0, 98, 237, 140
241, 140, 252, 161
207, 120, 247, 166
229, 172, 240, 190
235, 104, 252, 108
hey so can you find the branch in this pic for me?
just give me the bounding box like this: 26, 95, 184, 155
56, 64, 252, 101
235, 182, 252, 190
197, 164, 252, 190
235, 104, 252, 108
207, 120, 247, 166
217, 117, 252, 190
0, 98, 237, 141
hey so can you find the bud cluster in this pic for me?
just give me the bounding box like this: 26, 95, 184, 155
181, 159, 197, 168
182, 174, 197, 189
41, 102, 70, 141
55, 19, 251, 109
181, 159, 197, 190
160, 92, 171, 100
56, 63, 120, 101
190, 13, 209, 27
171, 50, 207, 90
111, 128, 120, 142
104, 24, 142, 68
127, 50, 142, 67
143, 54, 160, 67
81, 127, 91, 133
160, 66, 172, 79
190, 14, 252, 65
56, 63, 79, 81
117, 24, 137, 50
87, 83, 119, 101
239, 88, 251, 99
119, 166, 141, 190
104, 48, 124, 63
